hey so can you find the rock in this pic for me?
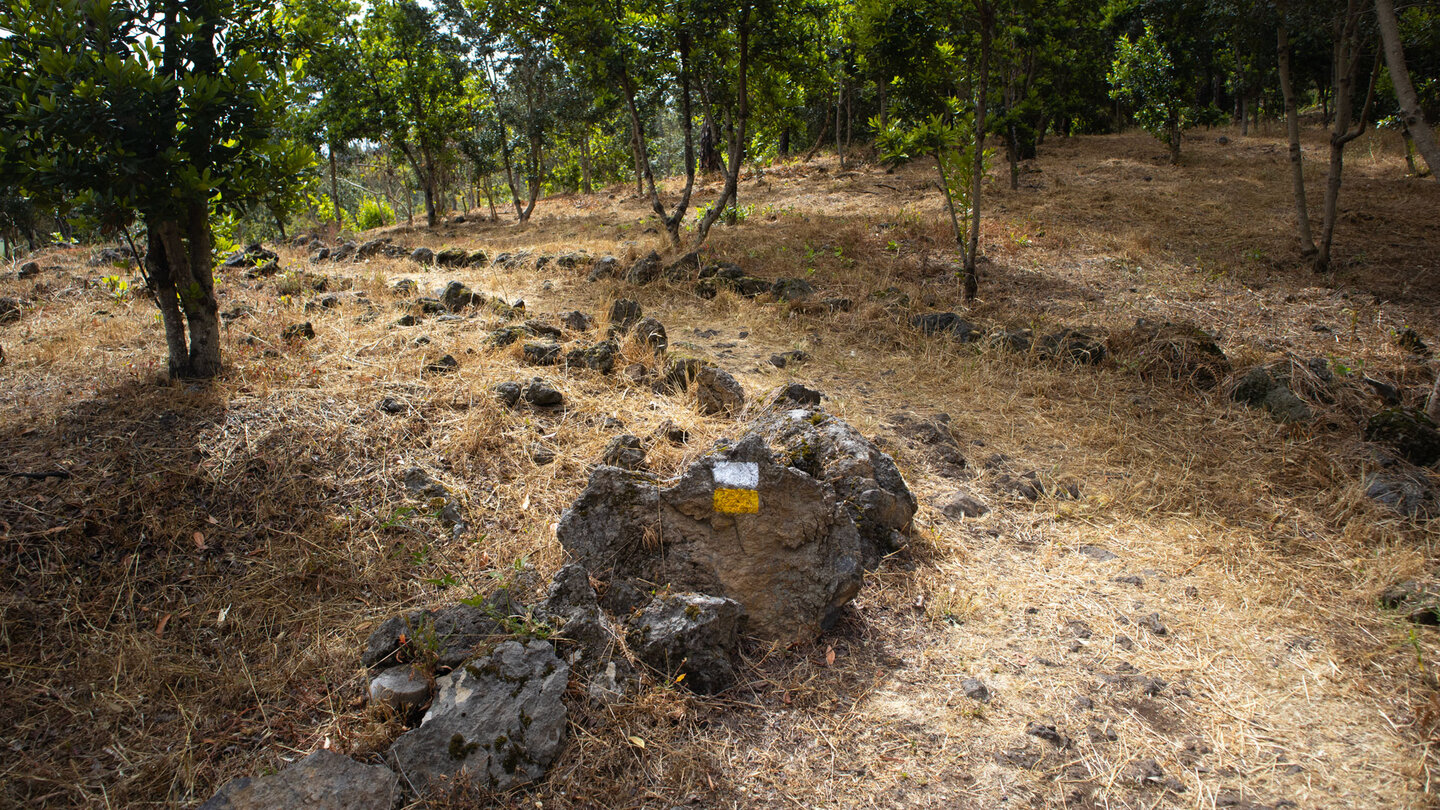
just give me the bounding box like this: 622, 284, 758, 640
724, 275, 773, 297
991, 328, 1034, 353
523, 378, 563, 407
771, 277, 815, 301
633, 317, 668, 353
962, 677, 991, 702
1380, 580, 1440, 624
700, 262, 743, 280
378, 397, 407, 414
609, 298, 643, 332
199, 749, 401, 810
435, 247, 469, 267
565, 340, 618, 375
602, 434, 647, 470
625, 251, 663, 285
467, 249, 488, 267
664, 251, 702, 280
1364, 471, 1438, 518
1138, 612, 1168, 635
355, 240, 386, 260
1039, 328, 1106, 364
387, 640, 568, 793
629, 593, 745, 693
18, 261, 38, 278
394, 314, 419, 327
1262, 385, 1312, 423
937, 491, 989, 519
1127, 758, 1166, 788
402, 467, 449, 499
556, 252, 590, 270
331, 242, 358, 262
1231, 368, 1311, 422
282, 322, 315, 341
769, 350, 809, 368
410, 247, 434, 265
1394, 327, 1431, 356
654, 419, 689, 445
223, 242, 279, 269
495, 382, 522, 407
556, 433, 865, 642
362, 595, 517, 671
392, 278, 418, 296
747, 407, 917, 567
772, 383, 823, 407
587, 255, 620, 281
425, 354, 458, 374
416, 297, 444, 314
1365, 408, 1440, 467
912, 312, 980, 342
1215, 135, 1230, 145
1232, 367, 1275, 406
622, 363, 650, 383
439, 281, 481, 311
539, 565, 623, 669
669, 362, 746, 416
1106, 320, 1230, 389
1025, 721, 1069, 747
560, 310, 593, 332
452, 215, 467, 224
522, 342, 561, 366
369, 665, 433, 715
311, 247, 330, 262
1078, 545, 1119, 561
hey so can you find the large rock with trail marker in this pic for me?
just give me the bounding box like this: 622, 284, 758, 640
387, 639, 568, 794
556, 405, 913, 642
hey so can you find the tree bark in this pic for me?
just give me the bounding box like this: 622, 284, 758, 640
1428, 366, 1440, 422
693, 2, 751, 247
1277, 7, 1316, 257
962, 1, 993, 301
1375, 0, 1440, 181
145, 209, 221, 379
329, 143, 341, 225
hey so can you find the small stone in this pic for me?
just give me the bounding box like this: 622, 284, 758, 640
912, 312, 980, 342
633, 317, 668, 353
523, 378, 563, 407
1128, 758, 1166, 787
1075, 696, 1094, 710
769, 350, 810, 368
393, 278, 418, 296
282, 322, 315, 340
601, 434, 647, 470
560, 310, 593, 331
772, 383, 823, 407
654, 419, 689, 445
1078, 545, 1118, 561
1115, 634, 1134, 650
495, 382, 522, 407
565, 340, 617, 375
424, 354, 458, 374
622, 363, 650, 383
587, 255, 620, 281
961, 677, 990, 702
937, 491, 989, 519
771, 277, 815, 301
439, 281, 481, 311
378, 397, 407, 414
18, 261, 38, 278
1114, 574, 1144, 587
1025, 721, 1068, 747
625, 251, 663, 285
369, 665, 433, 715
1138, 612, 1168, 635
410, 247, 435, 265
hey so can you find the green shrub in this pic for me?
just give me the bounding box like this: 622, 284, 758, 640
356, 199, 394, 231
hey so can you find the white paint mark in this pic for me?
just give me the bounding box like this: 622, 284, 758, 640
713, 461, 759, 489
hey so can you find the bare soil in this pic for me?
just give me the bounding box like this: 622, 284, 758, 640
2, 127, 1438, 809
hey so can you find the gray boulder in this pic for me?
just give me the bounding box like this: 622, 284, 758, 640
912, 312, 980, 342
629, 593, 744, 693
588, 255, 620, 281
1231, 367, 1312, 423
411, 247, 435, 265
18, 261, 38, 279
387, 640, 568, 794
539, 564, 624, 671
665, 360, 745, 416
522, 341, 561, 366
439, 281, 481, 312
633, 317, 668, 353
1038, 328, 1106, 364
199, 749, 400, 810
560, 310, 593, 332
1365, 471, 1438, 519
435, 247, 468, 267
771, 277, 815, 301
556, 433, 865, 643
523, 378, 564, 407
609, 298, 643, 332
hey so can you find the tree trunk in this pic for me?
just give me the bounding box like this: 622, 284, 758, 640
580, 132, 593, 193
329, 143, 341, 225
1316, 3, 1379, 273
804, 96, 832, 162
1402, 125, 1422, 175
778, 127, 790, 159
1277, 7, 1316, 257
835, 77, 845, 169
1007, 124, 1019, 190
1428, 366, 1440, 422
962, 1, 993, 301
1375, 0, 1440, 181
145, 209, 221, 379
1169, 117, 1181, 164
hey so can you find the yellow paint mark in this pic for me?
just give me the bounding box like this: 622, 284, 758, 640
713, 488, 759, 514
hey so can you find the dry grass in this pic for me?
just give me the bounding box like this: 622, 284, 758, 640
2, 125, 1439, 808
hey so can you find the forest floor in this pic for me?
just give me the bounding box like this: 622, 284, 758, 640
2, 126, 1440, 809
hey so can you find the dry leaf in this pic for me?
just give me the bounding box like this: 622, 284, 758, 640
192, 531, 207, 550
825, 645, 836, 666
627, 736, 646, 749
155, 613, 172, 637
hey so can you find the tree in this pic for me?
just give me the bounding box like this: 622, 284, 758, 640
1275, 0, 1315, 257
355, 0, 469, 228
0, 0, 303, 378
1109, 22, 1189, 163
1374, 0, 1440, 180
1314, 0, 1381, 273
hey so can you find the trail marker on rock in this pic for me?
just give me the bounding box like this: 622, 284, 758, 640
713, 461, 759, 514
